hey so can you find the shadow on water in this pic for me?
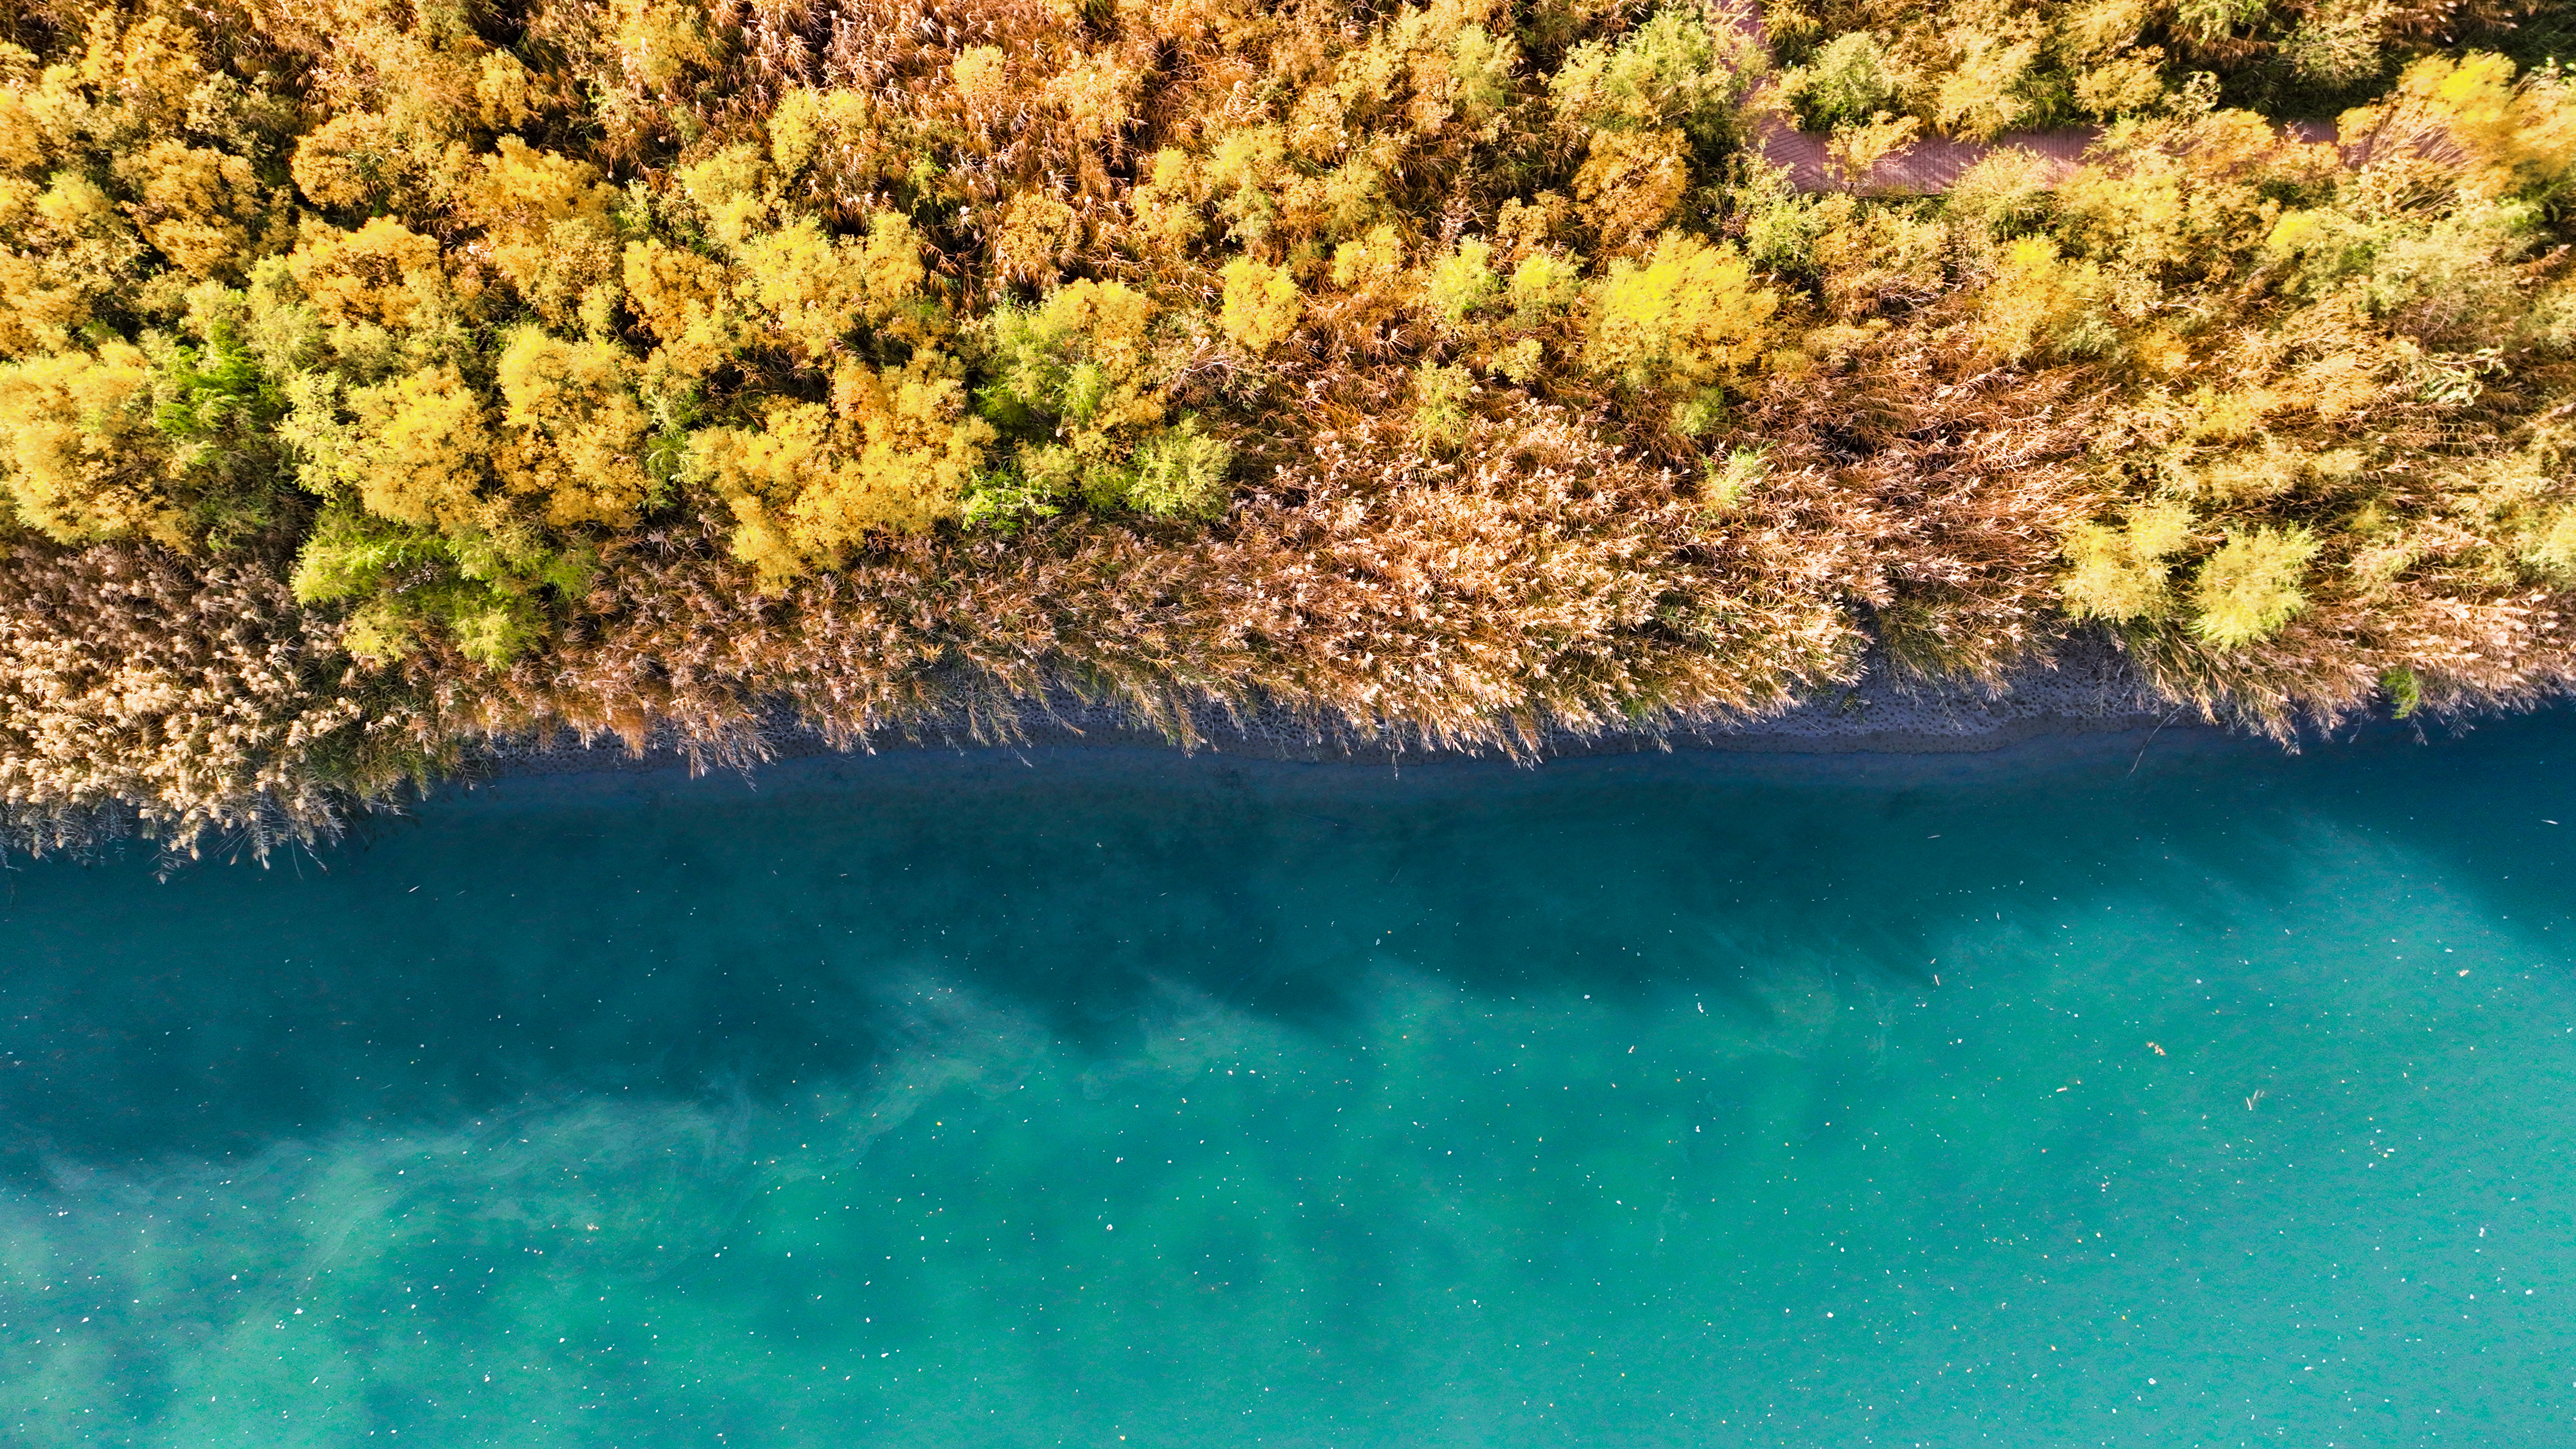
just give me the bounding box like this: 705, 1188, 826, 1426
4, 708, 2573, 1177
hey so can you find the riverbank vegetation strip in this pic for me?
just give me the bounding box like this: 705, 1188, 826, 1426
0, 0, 2572, 856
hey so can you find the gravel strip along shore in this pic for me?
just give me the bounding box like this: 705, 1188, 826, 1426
468, 633, 2192, 779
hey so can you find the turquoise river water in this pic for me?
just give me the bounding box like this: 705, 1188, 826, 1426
4, 716, 2576, 1447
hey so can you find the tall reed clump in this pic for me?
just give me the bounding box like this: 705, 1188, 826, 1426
0, 543, 444, 862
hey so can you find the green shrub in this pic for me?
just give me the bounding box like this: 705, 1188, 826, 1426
2380, 665, 2422, 719
1785, 33, 1901, 130
1125, 421, 1234, 520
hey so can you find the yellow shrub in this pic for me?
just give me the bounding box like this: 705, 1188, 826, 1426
2191, 525, 2319, 646
1327, 223, 1414, 334
2183, 385, 2277, 443
2527, 507, 2576, 583
1934, 28, 2041, 139
737, 219, 879, 363
980, 279, 1171, 508
2286, 346, 2385, 420
123, 141, 265, 279
463, 137, 616, 315
1219, 257, 1304, 353
1446, 21, 1519, 132
690, 356, 994, 582
623, 240, 741, 382
992, 191, 1078, 286
855, 211, 932, 327
1572, 128, 1690, 254
720, 209, 942, 358
2062, 0, 2157, 59
32, 171, 117, 238
2275, 2, 2377, 85
2059, 501, 2192, 621
1039, 281, 1163, 438
476, 51, 535, 128
1126, 149, 1207, 259
289, 112, 402, 212
1040, 280, 1156, 391
1507, 251, 1583, 324
1778, 31, 1904, 130
0, 87, 43, 174
2190, 439, 2320, 503
1494, 193, 1569, 261
1548, 5, 1753, 145
952, 46, 1010, 107
1410, 361, 1475, 448
2072, 49, 2166, 118
1043, 51, 1136, 148
675, 146, 771, 249
493, 330, 656, 529
1581, 231, 1779, 391
345, 364, 491, 529
0, 344, 172, 542
2345, 53, 2576, 199
1826, 113, 1923, 190
2053, 142, 2279, 281
1423, 237, 1499, 327
0, 250, 77, 356
1973, 237, 2106, 362
1207, 125, 1289, 241
288, 217, 444, 329
72, 15, 204, 138
805, 361, 994, 545
1811, 195, 1947, 318
605, 0, 718, 94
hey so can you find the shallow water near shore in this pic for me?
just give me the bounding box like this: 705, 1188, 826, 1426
5, 717, 2576, 1447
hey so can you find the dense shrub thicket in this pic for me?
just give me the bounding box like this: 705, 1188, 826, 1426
0, 0, 2572, 856
1768, 0, 2563, 134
